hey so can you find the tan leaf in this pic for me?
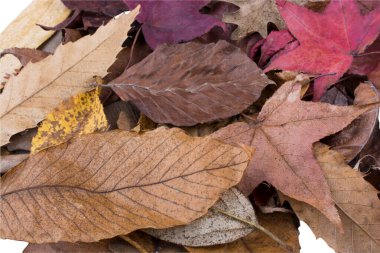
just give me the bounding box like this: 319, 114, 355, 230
145, 188, 257, 246
186, 211, 300, 253
211, 76, 376, 227
0, 153, 29, 174
104, 101, 139, 131
0, 127, 248, 243
285, 143, 380, 253
0, 8, 139, 146
31, 88, 108, 154
0, 0, 71, 86
119, 231, 155, 253
24, 239, 115, 253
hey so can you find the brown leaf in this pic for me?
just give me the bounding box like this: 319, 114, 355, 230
104, 101, 139, 131
327, 83, 379, 161
145, 188, 256, 246
0, 153, 29, 174
6, 128, 37, 152
211, 75, 376, 227
0, 48, 50, 66
119, 231, 155, 253
110, 41, 273, 126
0, 9, 139, 146
0, 127, 248, 243
186, 211, 300, 253
285, 143, 380, 253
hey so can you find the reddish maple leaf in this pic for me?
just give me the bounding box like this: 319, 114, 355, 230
265, 0, 380, 100
212, 75, 375, 226
124, 0, 226, 49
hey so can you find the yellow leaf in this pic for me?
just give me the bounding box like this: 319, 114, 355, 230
31, 88, 108, 153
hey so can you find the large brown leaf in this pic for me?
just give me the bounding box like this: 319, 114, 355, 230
110, 40, 273, 126
212, 76, 376, 227
0, 127, 248, 243
0, 8, 139, 146
285, 143, 380, 253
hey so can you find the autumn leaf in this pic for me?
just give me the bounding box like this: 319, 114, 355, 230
110, 40, 273, 126
211, 75, 376, 227
265, 0, 380, 100
0, 48, 50, 66
0, 127, 248, 243
285, 143, 380, 253
62, 0, 128, 17
145, 188, 256, 246
0, 8, 139, 146
124, 0, 226, 49
31, 88, 108, 154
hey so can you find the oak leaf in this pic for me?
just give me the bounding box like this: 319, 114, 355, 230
286, 143, 380, 253
0, 127, 248, 243
124, 0, 225, 49
111, 41, 273, 126
0, 9, 139, 146
211, 75, 376, 227
145, 188, 256, 246
265, 0, 380, 100
31, 88, 108, 154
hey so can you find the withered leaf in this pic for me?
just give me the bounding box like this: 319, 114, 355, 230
212, 75, 376, 227
186, 211, 300, 253
0, 127, 248, 243
327, 83, 379, 161
145, 188, 256, 246
0, 154, 29, 174
286, 143, 380, 253
0, 48, 51, 66
111, 41, 273, 126
0, 9, 139, 146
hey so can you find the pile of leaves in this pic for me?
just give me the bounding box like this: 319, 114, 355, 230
1, 0, 379, 252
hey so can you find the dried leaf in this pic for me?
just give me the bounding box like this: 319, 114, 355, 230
0, 127, 248, 243
6, 129, 37, 152
212, 75, 376, 227
111, 41, 273, 126
186, 211, 300, 253
223, 0, 285, 38
285, 143, 380, 253
31, 88, 108, 154
104, 101, 139, 131
0, 48, 51, 66
0, 9, 139, 146
62, 0, 128, 17
145, 188, 256, 246
119, 231, 155, 253
0, 154, 29, 174
327, 83, 379, 161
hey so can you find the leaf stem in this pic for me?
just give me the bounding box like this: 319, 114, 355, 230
213, 208, 295, 253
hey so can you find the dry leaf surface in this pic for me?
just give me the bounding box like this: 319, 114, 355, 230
111, 40, 273, 126
212, 76, 375, 227
145, 187, 256, 246
0, 9, 139, 146
286, 143, 380, 253
0, 127, 248, 243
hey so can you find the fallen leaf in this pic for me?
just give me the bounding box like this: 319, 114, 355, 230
223, 0, 286, 39
111, 41, 273, 126
145, 188, 256, 246
369, 62, 380, 89
119, 231, 155, 253
285, 143, 380, 253
327, 83, 379, 161
0, 154, 29, 174
265, 0, 380, 100
124, 0, 225, 49
6, 129, 37, 152
350, 37, 380, 76
62, 0, 128, 17
31, 88, 108, 154
0, 48, 51, 66
211, 75, 376, 227
0, 8, 139, 146
104, 101, 139, 131
186, 211, 300, 253
0, 127, 248, 243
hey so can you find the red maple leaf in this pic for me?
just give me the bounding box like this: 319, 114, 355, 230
265, 0, 380, 100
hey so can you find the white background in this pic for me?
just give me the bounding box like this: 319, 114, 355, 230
0, 1, 335, 252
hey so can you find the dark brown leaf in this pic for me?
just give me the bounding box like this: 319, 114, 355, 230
0, 48, 50, 66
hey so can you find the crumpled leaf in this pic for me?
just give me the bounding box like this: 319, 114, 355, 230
145, 188, 256, 246
124, 0, 226, 49
0, 48, 51, 66
0, 9, 139, 146
327, 83, 379, 161
186, 211, 300, 253
211, 75, 377, 227
285, 143, 380, 253
31, 88, 108, 154
223, 0, 286, 39
0, 127, 248, 243
111, 41, 273, 126
265, 0, 380, 100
